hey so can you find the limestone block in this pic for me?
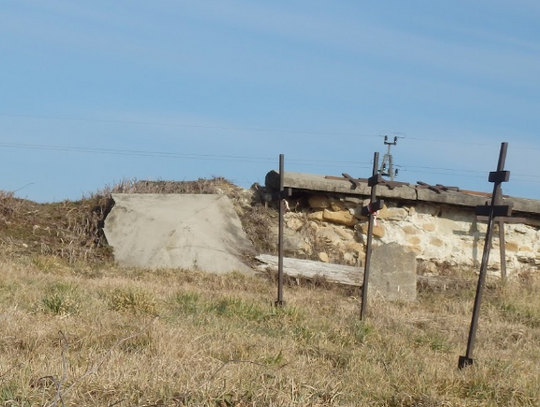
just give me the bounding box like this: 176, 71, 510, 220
360, 223, 385, 238
323, 209, 357, 227
286, 217, 304, 232
329, 200, 346, 212
423, 223, 436, 232
309, 195, 331, 209
369, 242, 417, 301
407, 236, 421, 245
378, 206, 408, 221
316, 228, 344, 246
334, 226, 355, 240
505, 241, 519, 252
437, 218, 460, 234
430, 237, 444, 247
346, 241, 365, 254
344, 197, 363, 205
318, 252, 329, 262
406, 245, 422, 255
343, 252, 356, 265
402, 225, 417, 235
343, 198, 362, 209
308, 211, 324, 221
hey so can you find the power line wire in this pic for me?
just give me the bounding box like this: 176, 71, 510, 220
0, 141, 371, 168
1, 141, 538, 180
0, 142, 271, 162
0, 113, 378, 138
3, 112, 539, 151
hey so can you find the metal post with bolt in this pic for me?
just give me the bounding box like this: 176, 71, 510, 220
360, 152, 384, 320
459, 142, 511, 369
275, 154, 291, 307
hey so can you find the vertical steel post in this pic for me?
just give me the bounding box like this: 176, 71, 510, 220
360, 152, 380, 321
276, 154, 285, 306
459, 142, 508, 369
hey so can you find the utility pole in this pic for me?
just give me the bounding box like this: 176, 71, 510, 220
380, 136, 399, 181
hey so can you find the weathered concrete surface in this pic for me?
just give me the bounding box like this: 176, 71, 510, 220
265, 170, 540, 215
369, 243, 417, 301
104, 194, 255, 273
266, 170, 417, 200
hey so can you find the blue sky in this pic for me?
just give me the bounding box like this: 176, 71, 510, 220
1, 1, 539, 202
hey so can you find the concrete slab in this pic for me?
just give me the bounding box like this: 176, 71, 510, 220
104, 194, 256, 273
265, 170, 540, 216
265, 170, 418, 200
369, 243, 417, 301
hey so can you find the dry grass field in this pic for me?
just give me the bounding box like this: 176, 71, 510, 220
1, 185, 540, 406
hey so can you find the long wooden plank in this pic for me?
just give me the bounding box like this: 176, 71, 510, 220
256, 254, 362, 286
255, 254, 471, 290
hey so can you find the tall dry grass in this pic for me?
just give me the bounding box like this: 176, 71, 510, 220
1, 255, 539, 406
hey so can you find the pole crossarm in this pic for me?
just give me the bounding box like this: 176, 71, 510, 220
475, 205, 512, 218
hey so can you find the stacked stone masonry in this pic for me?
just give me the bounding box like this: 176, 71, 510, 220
282, 195, 540, 275
266, 171, 540, 277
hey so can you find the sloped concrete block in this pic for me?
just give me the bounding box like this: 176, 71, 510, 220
104, 194, 255, 274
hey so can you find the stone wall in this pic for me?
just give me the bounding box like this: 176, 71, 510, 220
278, 193, 540, 276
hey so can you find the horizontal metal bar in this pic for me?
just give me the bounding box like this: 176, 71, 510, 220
475, 205, 513, 217
488, 170, 510, 183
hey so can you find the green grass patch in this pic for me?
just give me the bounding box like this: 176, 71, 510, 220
108, 286, 157, 316
40, 281, 80, 316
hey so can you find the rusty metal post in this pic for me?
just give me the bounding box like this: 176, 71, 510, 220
275, 154, 285, 307
360, 152, 380, 321
459, 142, 509, 369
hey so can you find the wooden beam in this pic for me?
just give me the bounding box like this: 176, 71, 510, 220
255, 254, 474, 290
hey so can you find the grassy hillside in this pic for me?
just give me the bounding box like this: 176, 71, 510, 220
1, 256, 540, 406
1, 183, 539, 406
